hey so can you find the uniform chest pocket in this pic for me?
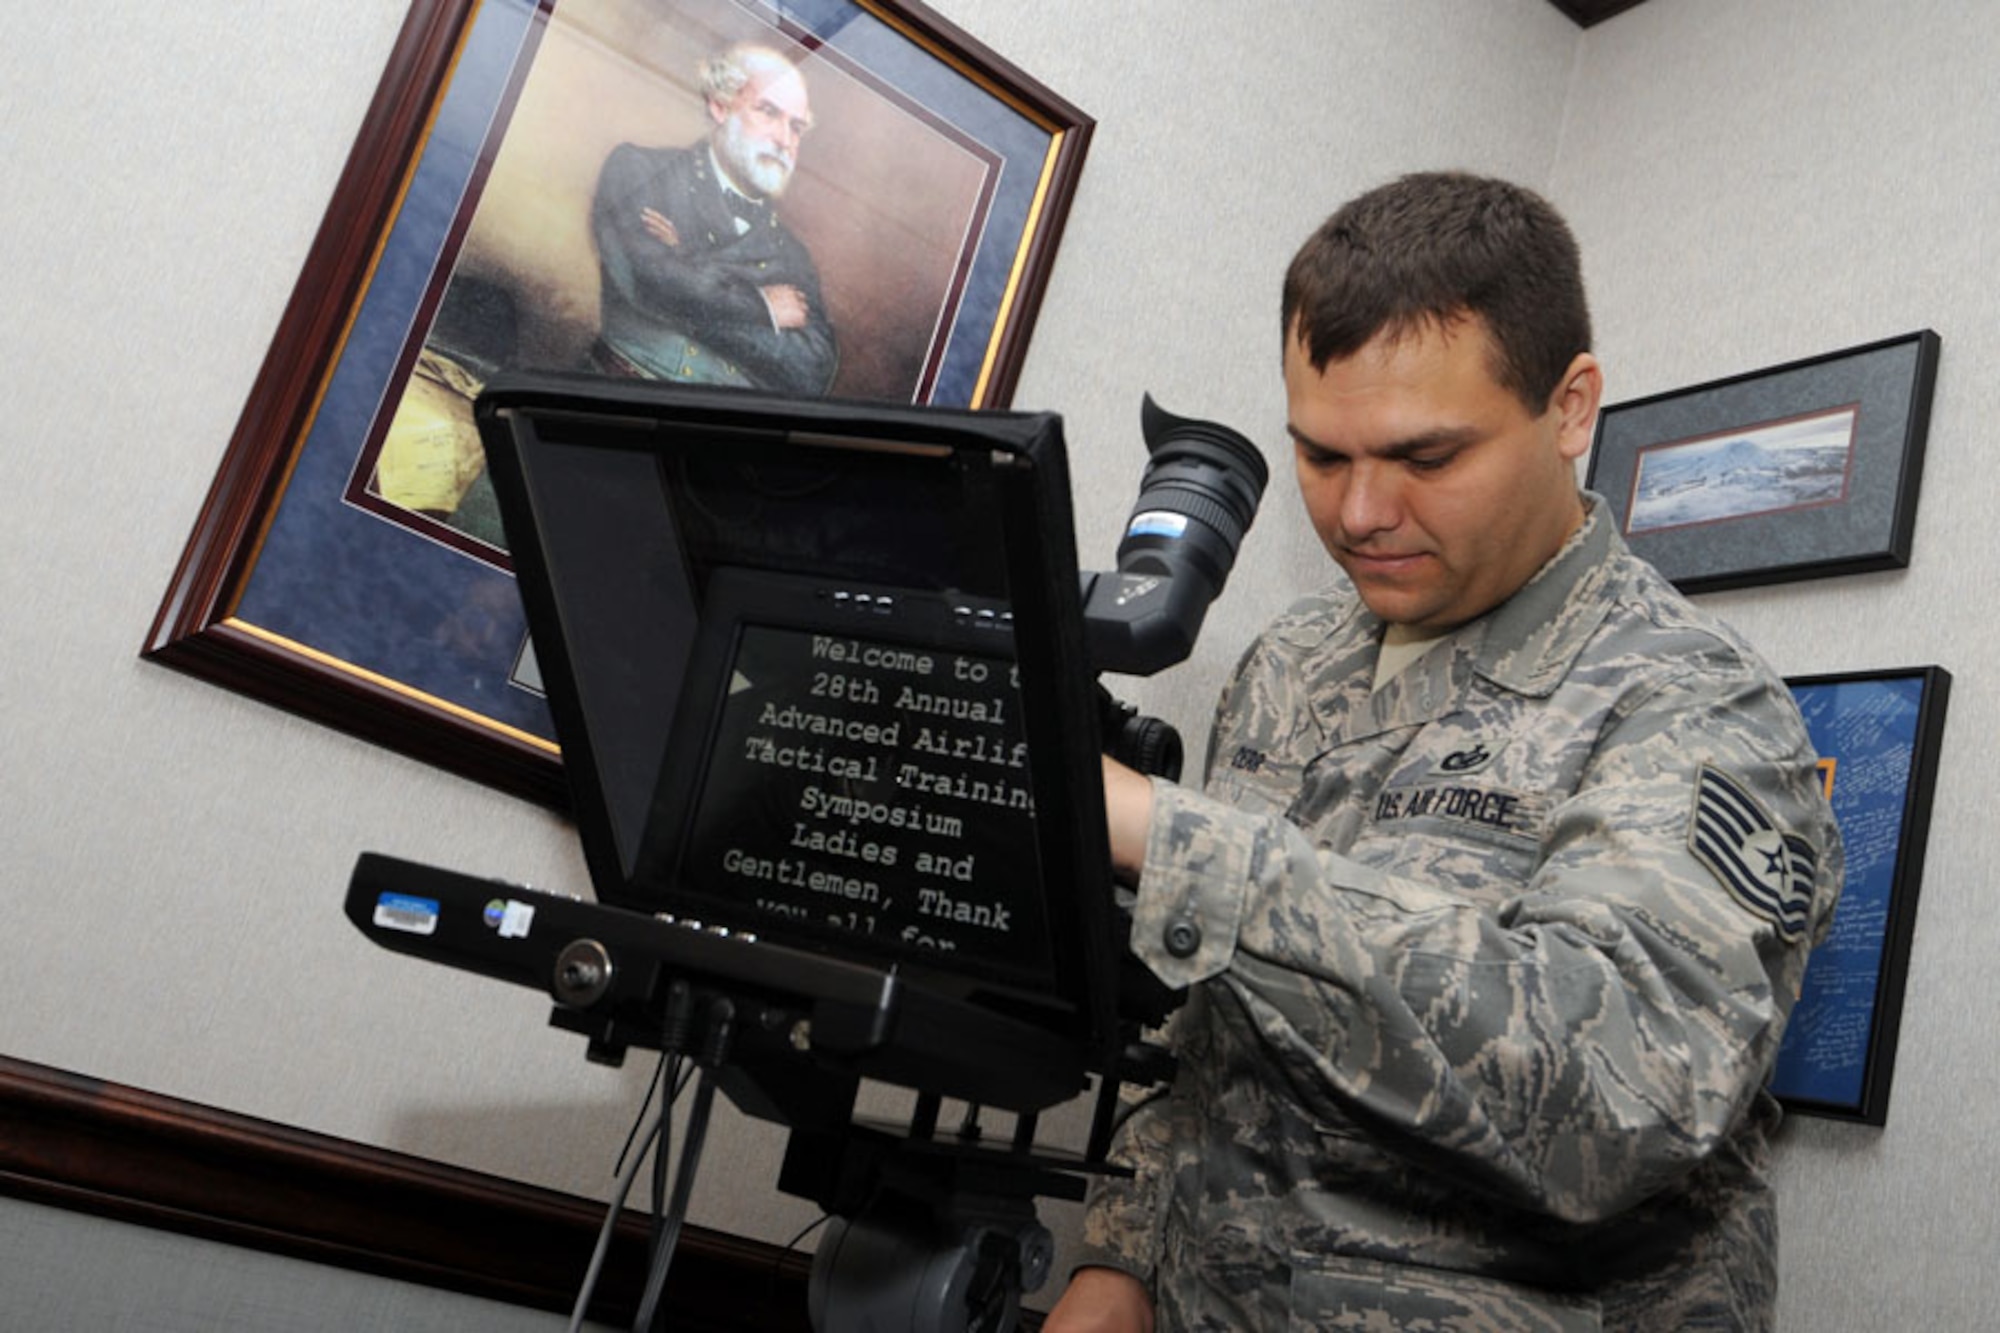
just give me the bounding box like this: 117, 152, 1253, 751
1289, 1254, 1602, 1332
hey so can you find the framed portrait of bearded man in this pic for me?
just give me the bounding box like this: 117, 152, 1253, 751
145, 0, 1092, 808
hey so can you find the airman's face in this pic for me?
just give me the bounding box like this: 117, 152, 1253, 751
1285, 315, 1601, 634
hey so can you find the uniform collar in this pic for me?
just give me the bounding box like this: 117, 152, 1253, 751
1464, 493, 1620, 698
1293, 493, 1621, 740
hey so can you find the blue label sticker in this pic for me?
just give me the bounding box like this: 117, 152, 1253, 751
374, 892, 441, 936
1127, 510, 1189, 539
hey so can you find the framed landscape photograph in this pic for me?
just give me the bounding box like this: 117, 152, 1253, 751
1771, 665, 1950, 1125
1586, 330, 1939, 594
143, 0, 1092, 808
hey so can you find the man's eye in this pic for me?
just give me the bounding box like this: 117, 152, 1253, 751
1405, 452, 1454, 473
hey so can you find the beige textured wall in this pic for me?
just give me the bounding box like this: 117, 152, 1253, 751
4, 0, 1985, 1326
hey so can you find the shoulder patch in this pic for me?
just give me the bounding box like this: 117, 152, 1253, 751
1689, 765, 1815, 941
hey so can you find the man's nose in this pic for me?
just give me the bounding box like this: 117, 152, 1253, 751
1339, 460, 1402, 539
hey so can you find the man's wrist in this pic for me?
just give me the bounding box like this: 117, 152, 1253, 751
1102, 757, 1156, 882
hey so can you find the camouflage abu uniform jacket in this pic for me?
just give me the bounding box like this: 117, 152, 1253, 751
1077, 500, 1842, 1332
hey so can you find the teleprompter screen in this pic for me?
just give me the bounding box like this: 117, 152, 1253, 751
677, 621, 1054, 986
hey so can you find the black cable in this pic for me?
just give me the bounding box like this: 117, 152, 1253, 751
571, 1044, 696, 1329
646, 1060, 697, 1256
631, 1067, 719, 1332
773, 1212, 832, 1286
615, 1049, 675, 1179
779, 1213, 832, 1258
567, 1092, 668, 1333
650, 1099, 671, 1251
632, 999, 734, 1331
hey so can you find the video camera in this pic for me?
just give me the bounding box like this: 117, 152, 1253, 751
345, 374, 1265, 1332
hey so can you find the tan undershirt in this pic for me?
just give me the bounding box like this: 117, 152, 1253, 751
1372, 622, 1446, 692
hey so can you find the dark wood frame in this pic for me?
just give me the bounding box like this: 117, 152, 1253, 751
1771, 665, 1950, 1126
1586, 330, 1939, 595
0, 1054, 811, 1328
142, 0, 1092, 811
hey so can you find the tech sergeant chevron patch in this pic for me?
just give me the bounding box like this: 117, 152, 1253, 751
1689, 764, 1816, 941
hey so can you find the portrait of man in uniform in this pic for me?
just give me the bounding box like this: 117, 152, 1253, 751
587, 41, 839, 393
362, 0, 999, 551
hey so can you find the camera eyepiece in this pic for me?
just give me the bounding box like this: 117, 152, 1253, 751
1081, 395, 1269, 677
1126, 394, 1269, 587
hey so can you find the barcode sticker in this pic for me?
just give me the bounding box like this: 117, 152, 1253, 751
374, 892, 441, 936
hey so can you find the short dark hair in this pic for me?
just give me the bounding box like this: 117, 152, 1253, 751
1281, 171, 1592, 412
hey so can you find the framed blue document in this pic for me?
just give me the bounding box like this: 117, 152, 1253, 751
1771, 665, 1950, 1124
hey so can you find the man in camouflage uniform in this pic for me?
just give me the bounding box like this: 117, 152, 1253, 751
1045, 173, 1842, 1332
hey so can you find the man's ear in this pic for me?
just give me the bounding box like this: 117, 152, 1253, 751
1551, 352, 1604, 463
705, 93, 731, 127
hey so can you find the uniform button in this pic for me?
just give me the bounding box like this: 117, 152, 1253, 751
1164, 918, 1201, 959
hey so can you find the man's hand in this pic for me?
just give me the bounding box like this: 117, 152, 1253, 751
639, 207, 680, 247
1102, 756, 1155, 883
760, 283, 810, 330
1043, 1267, 1155, 1333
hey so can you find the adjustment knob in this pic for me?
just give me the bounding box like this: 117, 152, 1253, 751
551, 939, 614, 1008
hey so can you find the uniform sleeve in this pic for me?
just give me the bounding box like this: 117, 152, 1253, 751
722, 245, 838, 395
1108, 661, 1841, 1244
